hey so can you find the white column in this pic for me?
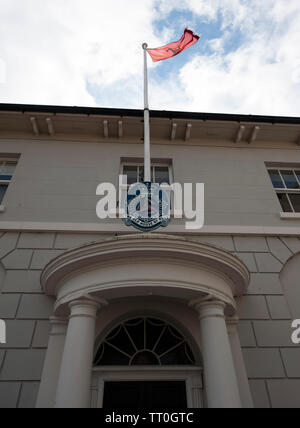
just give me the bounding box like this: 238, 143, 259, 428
36, 317, 67, 408
195, 300, 242, 408
55, 298, 100, 408
227, 317, 254, 408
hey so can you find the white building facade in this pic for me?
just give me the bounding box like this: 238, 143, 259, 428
0, 104, 299, 408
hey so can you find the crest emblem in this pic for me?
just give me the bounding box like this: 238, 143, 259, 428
123, 182, 171, 232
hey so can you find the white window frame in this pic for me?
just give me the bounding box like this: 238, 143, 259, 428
268, 167, 300, 214
120, 161, 174, 187
91, 367, 204, 409
0, 159, 18, 211
118, 160, 174, 216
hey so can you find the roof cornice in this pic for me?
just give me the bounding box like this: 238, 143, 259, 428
1, 102, 300, 125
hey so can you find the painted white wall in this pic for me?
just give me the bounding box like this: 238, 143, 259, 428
0, 138, 300, 228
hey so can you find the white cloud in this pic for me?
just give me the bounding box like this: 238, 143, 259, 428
208, 35, 228, 54
151, 0, 300, 116
0, 0, 162, 106
0, 57, 6, 84
1, 0, 300, 116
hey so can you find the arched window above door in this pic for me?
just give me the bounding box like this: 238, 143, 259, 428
94, 318, 196, 367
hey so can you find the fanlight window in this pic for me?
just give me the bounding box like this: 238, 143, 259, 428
94, 318, 196, 366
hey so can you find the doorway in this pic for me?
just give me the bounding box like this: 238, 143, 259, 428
103, 381, 187, 409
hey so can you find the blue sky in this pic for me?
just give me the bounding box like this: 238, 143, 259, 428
1, 0, 300, 116
150, 9, 243, 84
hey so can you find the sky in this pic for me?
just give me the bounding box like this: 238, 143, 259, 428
1, 0, 300, 116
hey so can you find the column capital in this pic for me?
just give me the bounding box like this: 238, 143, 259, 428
68, 295, 108, 320
69, 294, 108, 310
49, 317, 68, 336
226, 316, 240, 334
189, 296, 226, 319
69, 299, 99, 310
50, 316, 68, 326
226, 316, 240, 326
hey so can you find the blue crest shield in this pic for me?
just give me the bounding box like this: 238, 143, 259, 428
123, 182, 171, 232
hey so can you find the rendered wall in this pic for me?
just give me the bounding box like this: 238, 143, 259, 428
0, 138, 299, 228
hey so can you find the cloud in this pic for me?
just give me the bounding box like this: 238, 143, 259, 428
0, 58, 6, 84
1, 0, 300, 116
0, 0, 162, 106
151, 0, 300, 116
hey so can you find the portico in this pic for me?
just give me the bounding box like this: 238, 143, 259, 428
36, 234, 252, 409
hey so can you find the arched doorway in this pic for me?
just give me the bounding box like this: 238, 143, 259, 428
38, 234, 250, 408
92, 316, 203, 408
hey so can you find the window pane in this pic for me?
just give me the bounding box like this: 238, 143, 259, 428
125, 319, 145, 351
0, 184, 8, 204
277, 193, 293, 213
280, 170, 300, 189
160, 343, 193, 365
155, 327, 182, 355
138, 166, 144, 183
123, 166, 138, 185
131, 351, 160, 366
94, 318, 196, 367
155, 167, 170, 185
3, 163, 17, 174
96, 343, 130, 366
289, 194, 300, 213
146, 319, 165, 351
295, 171, 300, 184
107, 326, 136, 356
0, 162, 16, 180
268, 170, 284, 189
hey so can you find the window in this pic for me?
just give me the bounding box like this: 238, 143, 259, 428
122, 163, 171, 186
119, 160, 173, 213
94, 318, 196, 367
0, 160, 17, 205
268, 168, 300, 213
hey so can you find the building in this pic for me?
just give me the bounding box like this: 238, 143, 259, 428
0, 103, 300, 409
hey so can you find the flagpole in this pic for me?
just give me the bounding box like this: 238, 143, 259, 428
142, 43, 151, 182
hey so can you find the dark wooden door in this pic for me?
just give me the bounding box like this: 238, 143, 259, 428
103, 381, 187, 409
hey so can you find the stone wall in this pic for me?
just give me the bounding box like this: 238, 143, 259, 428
0, 232, 300, 408
0, 232, 109, 408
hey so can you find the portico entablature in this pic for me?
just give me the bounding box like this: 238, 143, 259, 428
41, 234, 250, 317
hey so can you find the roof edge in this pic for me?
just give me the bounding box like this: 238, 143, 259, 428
1, 103, 300, 125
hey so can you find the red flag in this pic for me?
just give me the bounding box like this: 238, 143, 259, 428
146, 28, 200, 63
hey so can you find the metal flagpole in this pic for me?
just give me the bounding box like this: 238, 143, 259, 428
142, 43, 151, 182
